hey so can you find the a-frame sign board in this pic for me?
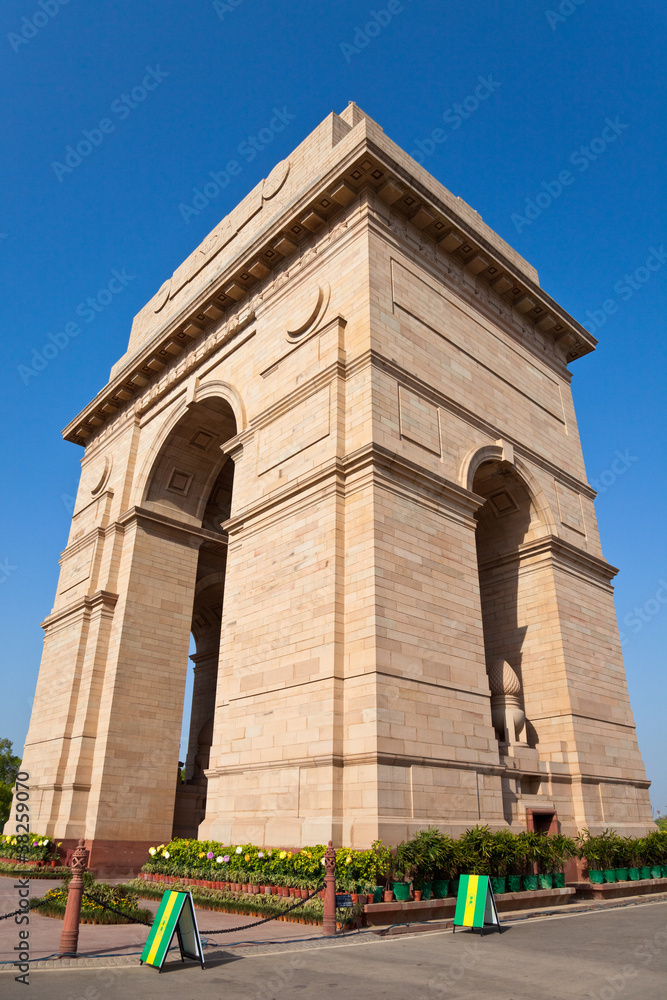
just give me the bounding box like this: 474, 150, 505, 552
453, 875, 501, 936
140, 890, 205, 971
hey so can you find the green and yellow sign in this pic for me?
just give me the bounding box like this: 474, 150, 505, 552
453, 875, 501, 935
140, 890, 205, 970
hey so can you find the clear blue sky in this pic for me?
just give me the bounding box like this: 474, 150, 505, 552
1, 0, 665, 817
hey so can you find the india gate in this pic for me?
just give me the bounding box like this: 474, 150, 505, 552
13, 104, 653, 869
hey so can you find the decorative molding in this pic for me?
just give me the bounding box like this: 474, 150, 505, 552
63, 131, 594, 448
41, 589, 119, 632
117, 506, 228, 549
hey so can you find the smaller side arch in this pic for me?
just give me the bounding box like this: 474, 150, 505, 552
132, 379, 246, 512
195, 379, 247, 433
460, 441, 557, 536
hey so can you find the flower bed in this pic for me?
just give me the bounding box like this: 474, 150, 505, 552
0, 834, 61, 863
0, 860, 69, 879
125, 878, 325, 926
139, 826, 667, 897
32, 872, 152, 925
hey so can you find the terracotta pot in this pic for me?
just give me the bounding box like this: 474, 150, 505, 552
414, 890, 422, 901
383, 890, 394, 902
50, 860, 57, 869
350, 894, 359, 904
319, 890, 326, 900
300, 888, 309, 899
358, 894, 368, 906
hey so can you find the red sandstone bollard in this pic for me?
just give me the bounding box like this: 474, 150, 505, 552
322, 840, 337, 936
59, 838, 88, 957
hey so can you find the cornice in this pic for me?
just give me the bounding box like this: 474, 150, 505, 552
116, 506, 228, 549
41, 589, 119, 632
478, 533, 618, 588
62, 122, 595, 448
224, 441, 483, 539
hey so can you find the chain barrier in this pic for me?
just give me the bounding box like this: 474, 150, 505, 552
197, 881, 325, 934
0, 899, 42, 921
0, 881, 327, 937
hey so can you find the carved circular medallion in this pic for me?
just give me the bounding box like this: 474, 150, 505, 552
286, 282, 330, 339
90, 456, 113, 497
153, 279, 171, 313
263, 158, 290, 200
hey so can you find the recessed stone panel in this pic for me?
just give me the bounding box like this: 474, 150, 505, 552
398, 385, 441, 456
555, 480, 586, 535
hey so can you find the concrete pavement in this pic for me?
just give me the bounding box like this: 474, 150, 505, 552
1, 897, 665, 999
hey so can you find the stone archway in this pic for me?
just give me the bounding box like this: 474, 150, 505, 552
142, 396, 237, 840
472, 459, 549, 825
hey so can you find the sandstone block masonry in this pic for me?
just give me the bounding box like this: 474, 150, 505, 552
9, 102, 653, 871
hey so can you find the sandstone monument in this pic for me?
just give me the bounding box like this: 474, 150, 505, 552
12, 104, 653, 869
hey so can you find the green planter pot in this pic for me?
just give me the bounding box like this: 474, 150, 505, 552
393, 882, 410, 901
661, 865, 667, 878
506, 875, 521, 893
372, 886, 384, 903
522, 874, 538, 892
603, 869, 616, 883
432, 879, 449, 899
589, 870, 604, 884
552, 872, 565, 888
490, 876, 506, 895
537, 874, 553, 890
615, 867, 628, 882
627, 868, 640, 881
650, 866, 662, 880
419, 881, 433, 901
640, 866, 652, 880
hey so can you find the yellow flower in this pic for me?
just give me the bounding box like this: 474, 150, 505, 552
346, 856, 352, 865
245, 853, 250, 862
279, 851, 287, 860
199, 852, 205, 858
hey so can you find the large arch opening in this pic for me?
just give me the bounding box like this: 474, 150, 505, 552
472, 459, 548, 823
142, 396, 237, 839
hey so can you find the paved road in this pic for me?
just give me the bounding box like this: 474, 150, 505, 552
2, 900, 666, 999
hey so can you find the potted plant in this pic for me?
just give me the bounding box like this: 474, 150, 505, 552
410, 826, 450, 901
613, 837, 632, 881
391, 842, 413, 901
576, 829, 606, 884
368, 840, 392, 902
548, 834, 576, 887
488, 830, 517, 895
